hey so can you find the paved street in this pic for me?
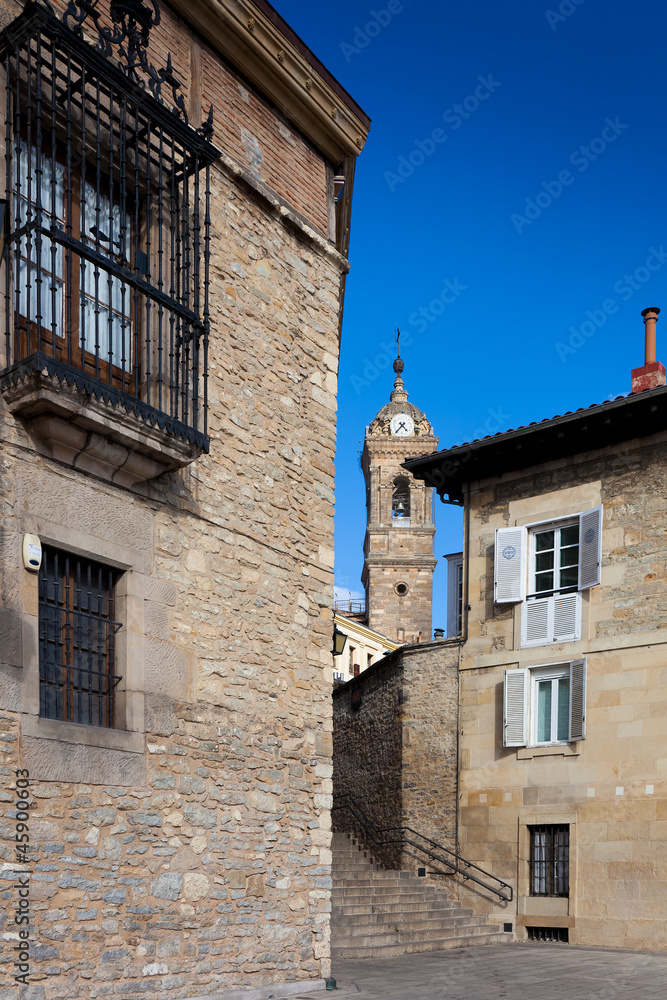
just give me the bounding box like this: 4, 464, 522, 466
296, 944, 667, 1000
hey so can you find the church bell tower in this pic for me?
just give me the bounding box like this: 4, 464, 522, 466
361, 354, 438, 643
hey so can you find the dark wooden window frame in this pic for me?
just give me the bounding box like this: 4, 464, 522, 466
38, 545, 122, 728
529, 824, 569, 897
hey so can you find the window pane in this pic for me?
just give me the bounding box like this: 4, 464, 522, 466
535, 531, 554, 552
559, 566, 578, 589
535, 571, 554, 593
561, 525, 579, 547
557, 678, 570, 741
537, 680, 552, 742
560, 544, 579, 568
536, 551, 554, 572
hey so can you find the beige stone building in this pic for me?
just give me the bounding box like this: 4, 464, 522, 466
0, 0, 368, 995
405, 311, 667, 949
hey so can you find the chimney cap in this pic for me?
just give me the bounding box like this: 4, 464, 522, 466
641, 307, 660, 317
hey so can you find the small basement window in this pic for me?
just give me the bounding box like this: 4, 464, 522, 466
527, 927, 569, 943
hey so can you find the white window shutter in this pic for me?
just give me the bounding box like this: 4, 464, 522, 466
579, 505, 602, 590
522, 597, 550, 646
569, 658, 586, 740
503, 668, 528, 747
553, 592, 581, 642
494, 526, 527, 603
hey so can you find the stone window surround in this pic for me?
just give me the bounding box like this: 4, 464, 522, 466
508, 485, 601, 651
517, 809, 576, 925
19, 512, 145, 755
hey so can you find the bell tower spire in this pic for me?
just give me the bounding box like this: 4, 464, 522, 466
361, 347, 438, 643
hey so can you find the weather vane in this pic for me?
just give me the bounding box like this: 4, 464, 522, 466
396, 326, 401, 358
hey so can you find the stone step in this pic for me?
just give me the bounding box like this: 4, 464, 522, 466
332, 894, 469, 909
331, 932, 509, 960
331, 831, 509, 959
333, 900, 463, 916
332, 914, 488, 934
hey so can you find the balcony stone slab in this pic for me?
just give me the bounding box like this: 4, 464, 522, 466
2, 367, 202, 487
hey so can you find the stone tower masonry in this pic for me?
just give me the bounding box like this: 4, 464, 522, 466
361, 356, 438, 643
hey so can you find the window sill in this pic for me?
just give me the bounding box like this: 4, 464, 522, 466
22, 713, 143, 752
20, 714, 146, 785
517, 744, 580, 759
2, 363, 203, 486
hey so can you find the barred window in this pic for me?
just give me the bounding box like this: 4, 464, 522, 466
1, 0, 219, 447
529, 825, 569, 897
39, 546, 121, 728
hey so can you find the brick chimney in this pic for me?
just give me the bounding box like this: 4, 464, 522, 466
631, 307, 666, 393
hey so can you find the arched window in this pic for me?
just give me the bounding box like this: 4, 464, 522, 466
392, 477, 411, 518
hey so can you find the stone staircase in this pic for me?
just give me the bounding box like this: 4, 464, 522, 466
331, 831, 510, 959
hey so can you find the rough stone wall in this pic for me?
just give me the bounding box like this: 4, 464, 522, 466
332, 657, 403, 867
400, 642, 459, 861
457, 432, 667, 948
0, 1, 347, 995
333, 641, 459, 871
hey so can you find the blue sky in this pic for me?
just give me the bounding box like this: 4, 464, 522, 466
275, 0, 667, 630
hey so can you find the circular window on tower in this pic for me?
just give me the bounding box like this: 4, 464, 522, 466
395, 582, 409, 597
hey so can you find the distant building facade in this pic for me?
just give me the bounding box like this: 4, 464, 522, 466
332, 606, 401, 682
0, 0, 368, 996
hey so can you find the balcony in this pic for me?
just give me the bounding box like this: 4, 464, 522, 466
0, 0, 219, 487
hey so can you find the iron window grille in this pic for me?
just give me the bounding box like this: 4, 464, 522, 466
0, 0, 220, 449
38, 545, 122, 728
529, 825, 569, 897
527, 926, 569, 943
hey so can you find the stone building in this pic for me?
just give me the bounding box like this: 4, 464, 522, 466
361, 357, 438, 643
0, 0, 368, 996
402, 308, 667, 949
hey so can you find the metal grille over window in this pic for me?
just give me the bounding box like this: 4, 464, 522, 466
529, 825, 569, 897
38, 546, 121, 728
0, 0, 220, 448
527, 927, 569, 943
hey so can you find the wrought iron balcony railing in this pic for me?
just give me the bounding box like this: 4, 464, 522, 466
0, 0, 220, 479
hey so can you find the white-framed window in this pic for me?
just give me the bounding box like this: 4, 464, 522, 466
503, 659, 586, 747
445, 552, 463, 637
494, 506, 602, 647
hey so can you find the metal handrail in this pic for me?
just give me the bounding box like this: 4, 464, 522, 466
333, 792, 513, 903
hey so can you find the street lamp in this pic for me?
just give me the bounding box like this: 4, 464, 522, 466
332, 624, 347, 657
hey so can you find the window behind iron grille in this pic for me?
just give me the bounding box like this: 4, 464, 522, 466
1, 3, 219, 446
39, 546, 121, 727
529, 825, 569, 897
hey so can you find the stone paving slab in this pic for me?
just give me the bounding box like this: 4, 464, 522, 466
290, 944, 667, 1000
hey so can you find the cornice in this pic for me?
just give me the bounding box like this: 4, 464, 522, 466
169, 0, 370, 163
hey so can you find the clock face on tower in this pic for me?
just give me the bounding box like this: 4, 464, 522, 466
390, 413, 414, 437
